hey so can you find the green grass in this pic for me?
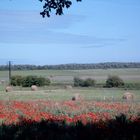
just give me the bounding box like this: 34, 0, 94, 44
0, 68, 139, 101
0, 87, 139, 101
0, 68, 140, 84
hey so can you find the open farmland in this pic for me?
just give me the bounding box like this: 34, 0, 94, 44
0, 68, 140, 139
0, 68, 140, 84
0, 68, 140, 101
0, 88, 140, 101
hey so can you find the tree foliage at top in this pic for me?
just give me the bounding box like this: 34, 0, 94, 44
39, 0, 82, 17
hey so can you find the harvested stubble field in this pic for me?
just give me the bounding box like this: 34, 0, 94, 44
0, 88, 140, 101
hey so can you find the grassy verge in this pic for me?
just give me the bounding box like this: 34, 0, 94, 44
0, 87, 140, 101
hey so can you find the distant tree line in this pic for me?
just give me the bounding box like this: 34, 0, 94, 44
0, 62, 140, 71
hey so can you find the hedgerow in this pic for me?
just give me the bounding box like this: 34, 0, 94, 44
10, 75, 50, 87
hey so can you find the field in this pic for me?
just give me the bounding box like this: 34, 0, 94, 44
0, 88, 140, 102
0, 100, 140, 124
0, 68, 140, 84
0, 68, 140, 101
0, 100, 140, 139
0, 68, 140, 139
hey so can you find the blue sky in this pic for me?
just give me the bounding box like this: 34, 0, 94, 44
0, 0, 140, 65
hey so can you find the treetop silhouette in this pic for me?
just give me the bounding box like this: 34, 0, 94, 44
39, 0, 82, 17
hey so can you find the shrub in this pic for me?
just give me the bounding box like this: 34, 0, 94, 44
74, 77, 95, 87
10, 75, 23, 86
83, 78, 95, 87
11, 75, 51, 87
105, 75, 124, 88
74, 77, 84, 87
22, 76, 37, 87
22, 76, 51, 87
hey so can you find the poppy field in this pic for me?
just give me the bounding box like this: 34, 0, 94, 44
0, 100, 139, 125
0, 100, 140, 140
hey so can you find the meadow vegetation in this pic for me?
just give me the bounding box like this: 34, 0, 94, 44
0, 68, 140, 139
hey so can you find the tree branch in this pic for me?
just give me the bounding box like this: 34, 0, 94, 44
39, 0, 82, 18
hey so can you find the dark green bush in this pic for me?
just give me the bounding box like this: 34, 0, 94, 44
106, 75, 124, 88
22, 76, 38, 87
83, 78, 96, 87
74, 77, 84, 87
74, 77, 95, 87
10, 75, 23, 86
11, 75, 50, 87
22, 76, 51, 87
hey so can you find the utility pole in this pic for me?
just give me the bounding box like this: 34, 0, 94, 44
8, 61, 11, 85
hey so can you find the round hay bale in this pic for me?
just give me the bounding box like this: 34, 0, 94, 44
122, 92, 134, 101
31, 85, 38, 91
5, 86, 13, 92
72, 93, 82, 101
65, 85, 73, 89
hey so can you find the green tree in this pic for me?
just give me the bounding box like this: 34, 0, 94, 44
74, 77, 84, 87
22, 75, 51, 87
74, 77, 96, 87
11, 75, 23, 86
83, 78, 95, 87
106, 75, 124, 88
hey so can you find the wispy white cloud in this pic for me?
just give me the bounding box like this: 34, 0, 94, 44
0, 10, 85, 31
0, 10, 125, 46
